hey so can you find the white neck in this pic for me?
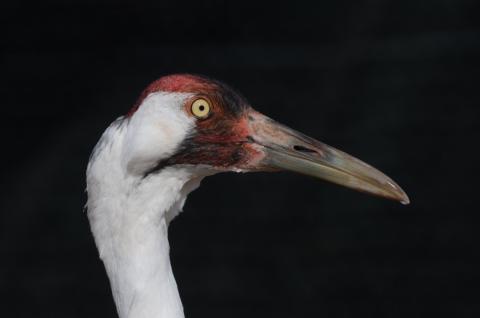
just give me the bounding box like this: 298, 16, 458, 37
86, 120, 208, 318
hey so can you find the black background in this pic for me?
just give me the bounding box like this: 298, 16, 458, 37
1, 1, 479, 317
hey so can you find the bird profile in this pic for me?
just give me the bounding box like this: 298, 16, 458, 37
86, 74, 409, 318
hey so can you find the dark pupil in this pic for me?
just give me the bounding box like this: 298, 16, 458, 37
199, 105, 205, 111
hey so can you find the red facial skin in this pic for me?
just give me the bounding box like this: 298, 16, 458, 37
130, 74, 264, 172
128, 74, 219, 116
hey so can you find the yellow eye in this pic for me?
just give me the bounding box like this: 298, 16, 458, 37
191, 98, 211, 119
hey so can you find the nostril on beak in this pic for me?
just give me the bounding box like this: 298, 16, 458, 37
293, 145, 317, 154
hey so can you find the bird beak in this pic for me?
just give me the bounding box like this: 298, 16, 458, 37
247, 111, 410, 204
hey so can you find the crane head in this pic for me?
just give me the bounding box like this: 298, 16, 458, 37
123, 74, 409, 204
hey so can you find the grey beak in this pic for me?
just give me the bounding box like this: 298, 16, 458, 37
248, 111, 410, 204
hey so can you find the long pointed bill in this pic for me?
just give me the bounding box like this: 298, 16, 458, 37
247, 111, 410, 204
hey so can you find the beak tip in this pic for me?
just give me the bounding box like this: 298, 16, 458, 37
400, 195, 410, 205
385, 180, 410, 205
393, 187, 410, 205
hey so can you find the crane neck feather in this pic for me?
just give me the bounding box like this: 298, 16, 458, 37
86, 118, 208, 318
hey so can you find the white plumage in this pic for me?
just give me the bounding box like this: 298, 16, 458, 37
87, 93, 213, 318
